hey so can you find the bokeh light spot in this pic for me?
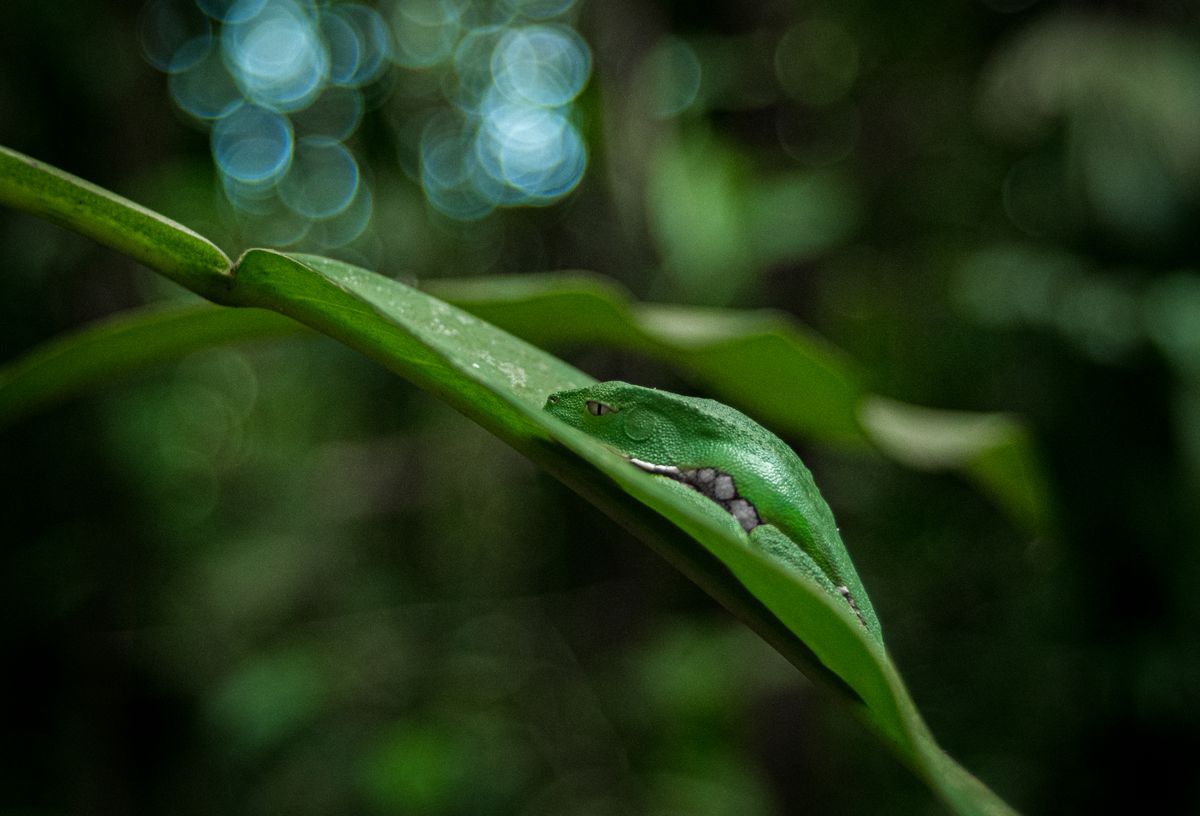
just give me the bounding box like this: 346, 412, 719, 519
141, 0, 212, 72
642, 37, 701, 119
330, 4, 391, 85
169, 46, 244, 119
491, 24, 591, 108
197, 0, 267, 24
500, 0, 578, 21
148, 0, 587, 227
220, 172, 279, 215
775, 18, 859, 106
476, 103, 585, 200
222, 0, 329, 112
279, 137, 360, 219
236, 196, 313, 245
321, 10, 363, 86
391, 0, 465, 69
401, 10, 592, 217
420, 116, 495, 220
213, 104, 294, 184
453, 26, 508, 109
308, 181, 375, 248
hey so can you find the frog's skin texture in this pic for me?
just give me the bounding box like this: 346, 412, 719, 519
545, 381, 881, 640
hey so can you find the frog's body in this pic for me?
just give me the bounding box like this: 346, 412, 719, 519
545, 381, 880, 640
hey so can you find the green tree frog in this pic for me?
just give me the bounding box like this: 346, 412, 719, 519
545, 381, 881, 641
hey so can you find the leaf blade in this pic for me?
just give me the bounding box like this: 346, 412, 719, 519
0, 145, 232, 298
428, 272, 1053, 536
0, 304, 303, 427
228, 251, 1016, 815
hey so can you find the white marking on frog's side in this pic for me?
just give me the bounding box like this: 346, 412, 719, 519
630, 458, 683, 477
837, 585, 867, 627
629, 459, 763, 533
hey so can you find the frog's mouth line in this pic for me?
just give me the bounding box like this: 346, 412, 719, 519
628, 457, 762, 533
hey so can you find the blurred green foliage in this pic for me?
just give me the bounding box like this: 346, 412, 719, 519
3, 1, 1200, 814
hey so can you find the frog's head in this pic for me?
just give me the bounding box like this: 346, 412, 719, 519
543, 381, 708, 463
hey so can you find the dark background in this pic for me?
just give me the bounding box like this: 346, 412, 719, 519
2, 0, 1199, 813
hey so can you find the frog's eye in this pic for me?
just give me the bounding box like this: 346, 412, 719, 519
586, 400, 617, 416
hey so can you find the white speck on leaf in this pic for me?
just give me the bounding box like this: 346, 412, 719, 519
497, 362, 527, 388
429, 317, 458, 337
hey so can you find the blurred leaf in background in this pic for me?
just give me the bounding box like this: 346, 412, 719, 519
2, 0, 1200, 814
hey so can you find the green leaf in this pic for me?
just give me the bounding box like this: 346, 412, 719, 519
225, 250, 1017, 816
429, 273, 1053, 536
0, 145, 232, 299
426, 273, 867, 446
0, 149, 1020, 814
859, 397, 1055, 538
0, 305, 303, 427
0, 270, 1056, 540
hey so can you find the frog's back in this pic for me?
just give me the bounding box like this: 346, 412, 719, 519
668, 393, 864, 594
622, 385, 880, 637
